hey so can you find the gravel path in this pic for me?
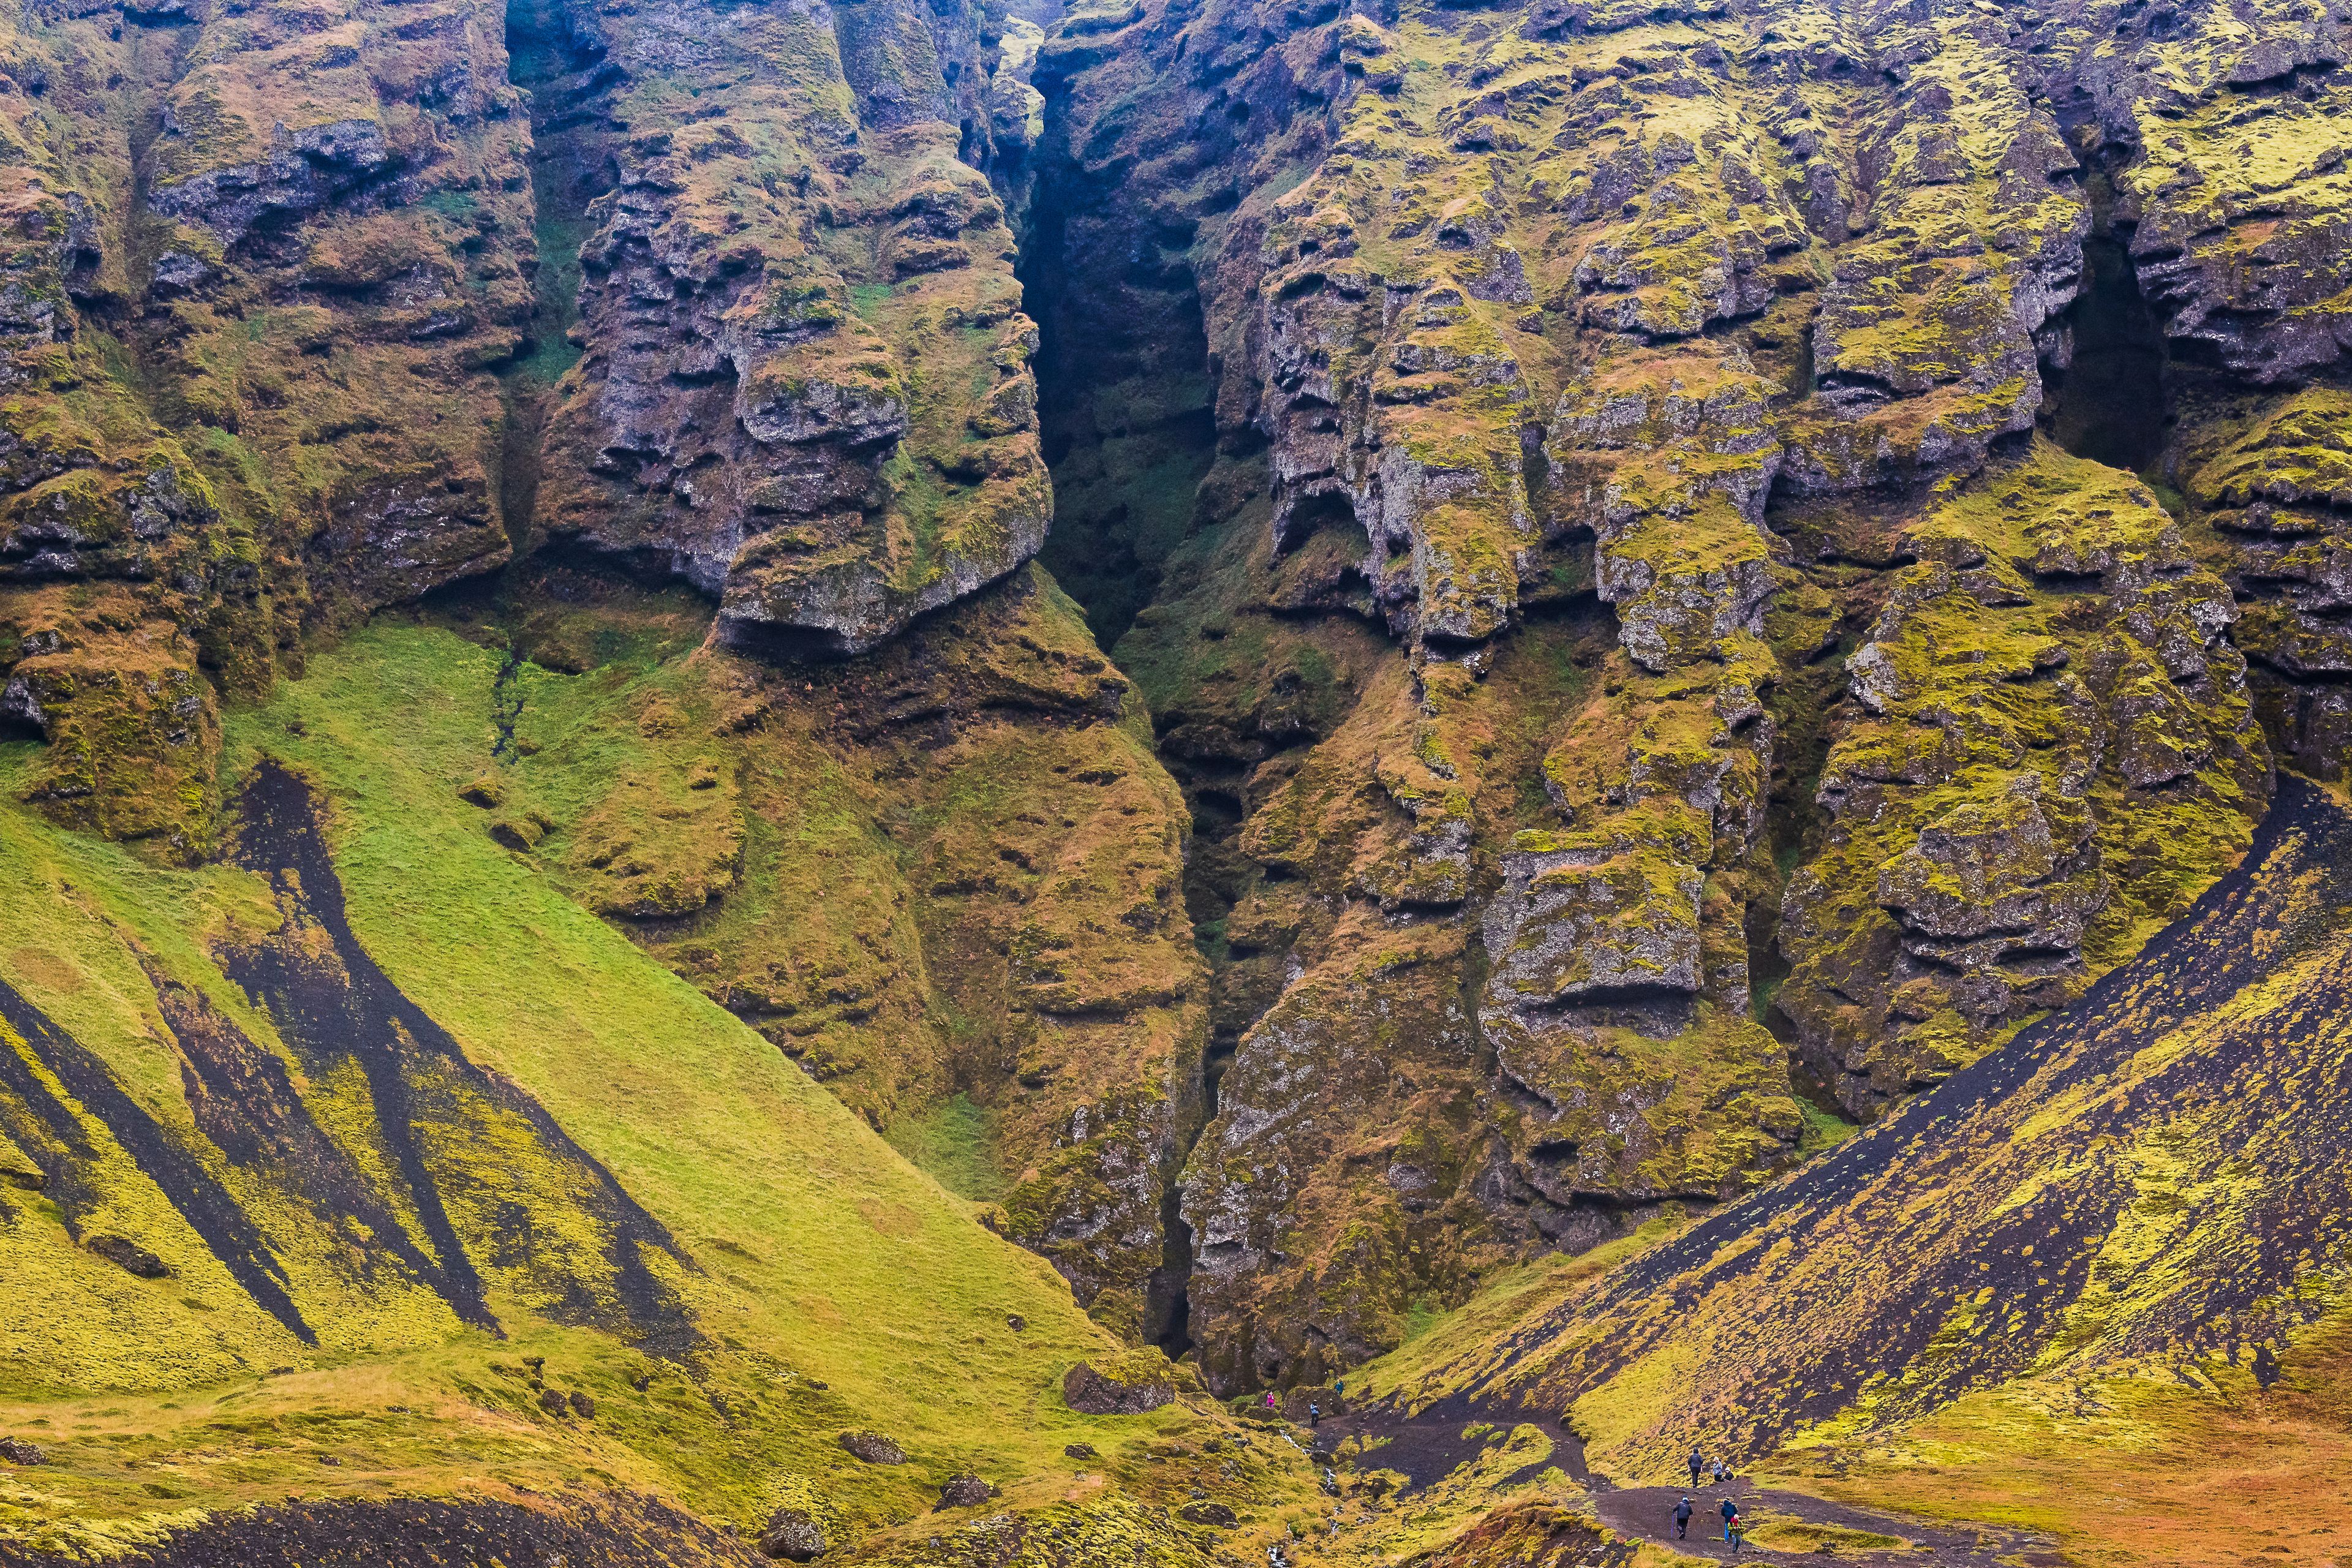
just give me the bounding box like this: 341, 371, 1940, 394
1593, 1479, 2060, 1567
1321, 1403, 2061, 1566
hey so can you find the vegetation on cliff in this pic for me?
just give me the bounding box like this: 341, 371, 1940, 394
0, 0, 2346, 1549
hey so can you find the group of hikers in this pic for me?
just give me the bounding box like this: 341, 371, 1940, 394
1679, 1447, 1747, 1551
1254, 1409, 1754, 1564
1258, 1377, 1341, 1430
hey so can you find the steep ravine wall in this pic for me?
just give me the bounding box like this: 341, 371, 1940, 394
1009, 0, 2352, 1395
0, 0, 1212, 1351
481, 0, 1227, 1345
0, 0, 2348, 1410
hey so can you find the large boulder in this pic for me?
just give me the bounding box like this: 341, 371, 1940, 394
1061, 1354, 1175, 1415
757, 1507, 826, 1561
936, 1474, 994, 1509
837, 1429, 907, 1465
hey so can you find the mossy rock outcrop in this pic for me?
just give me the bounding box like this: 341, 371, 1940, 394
1063, 1352, 1178, 1415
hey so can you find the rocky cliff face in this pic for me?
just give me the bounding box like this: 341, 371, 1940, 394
1025, 0, 2341, 1391
0, 0, 2345, 1417
1423, 774, 2352, 1479
517, 0, 1054, 657
0, 0, 534, 856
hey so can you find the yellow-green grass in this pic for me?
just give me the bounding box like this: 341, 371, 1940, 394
1743, 1517, 1903, 1553
1342, 1216, 1697, 1414
1764, 1310, 2352, 1567
0, 622, 1315, 1556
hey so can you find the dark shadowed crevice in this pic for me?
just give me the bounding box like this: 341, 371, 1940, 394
2043, 233, 2171, 477
1017, 66, 1237, 1363
1145, 1178, 1195, 1355
1017, 136, 1220, 653
497, 0, 605, 552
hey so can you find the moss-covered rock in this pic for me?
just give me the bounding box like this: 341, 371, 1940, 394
1020, 0, 2340, 1396
524, 0, 1055, 656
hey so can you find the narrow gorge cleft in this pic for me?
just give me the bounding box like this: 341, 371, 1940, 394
495, 0, 601, 556
454, 0, 1229, 1359
3, 0, 2352, 1552
1000, 0, 2352, 1398
2043, 218, 2171, 480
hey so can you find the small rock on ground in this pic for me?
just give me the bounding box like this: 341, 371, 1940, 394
839, 1429, 907, 1464
86, 1235, 171, 1278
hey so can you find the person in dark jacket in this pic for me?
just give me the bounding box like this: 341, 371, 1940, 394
1720, 1496, 1740, 1544
1688, 1448, 1705, 1487
1673, 1497, 1694, 1539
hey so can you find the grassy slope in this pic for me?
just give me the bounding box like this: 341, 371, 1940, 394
0, 623, 1314, 1559
1310, 780, 2352, 1567
1763, 1310, 2352, 1568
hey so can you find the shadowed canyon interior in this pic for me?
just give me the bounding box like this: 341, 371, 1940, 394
0, 0, 2348, 1555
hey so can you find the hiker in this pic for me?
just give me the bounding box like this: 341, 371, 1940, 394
1264, 1390, 1277, 1411
1712, 1457, 1729, 1485
1309, 1401, 1321, 1429
1673, 1496, 1693, 1540
1719, 1496, 1741, 1548
1335, 1377, 1346, 1401
1688, 1447, 1704, 1487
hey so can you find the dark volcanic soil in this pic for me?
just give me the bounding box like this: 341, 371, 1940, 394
1595, 1480, 2059, 1567
1322, 1401, 2054, 1567
0, 1491, 766, 1568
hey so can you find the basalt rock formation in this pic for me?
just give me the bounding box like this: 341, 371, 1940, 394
0, 0, 1208, 1354
1386, 774, 2352, 1480
517, 0, 1054, 657
0, 0, 2346, 1531
0, 0, 533, 857
1023, 0, 2344, 1393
